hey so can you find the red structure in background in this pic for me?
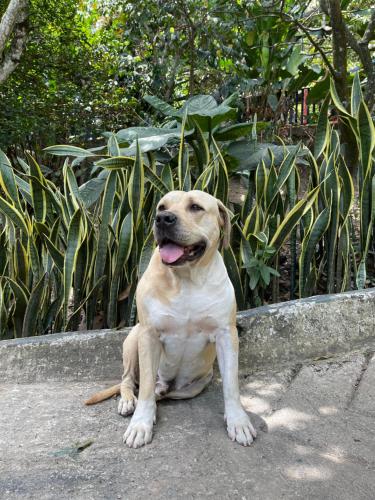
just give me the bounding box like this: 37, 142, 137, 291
303, 88, 309, 125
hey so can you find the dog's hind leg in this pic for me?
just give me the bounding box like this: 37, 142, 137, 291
162, 370, 213, 400
118, 325, 140, 417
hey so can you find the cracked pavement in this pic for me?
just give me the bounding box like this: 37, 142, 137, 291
1, 347, 375, 499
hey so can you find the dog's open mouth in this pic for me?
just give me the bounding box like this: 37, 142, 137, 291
158, 238, 207, 265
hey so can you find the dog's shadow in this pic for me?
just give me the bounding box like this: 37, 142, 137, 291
154, 387, 268, 437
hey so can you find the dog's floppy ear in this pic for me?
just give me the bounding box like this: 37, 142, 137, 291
217, 200, 231, 249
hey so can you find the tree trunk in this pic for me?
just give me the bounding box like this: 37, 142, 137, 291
0, 0, 29, 85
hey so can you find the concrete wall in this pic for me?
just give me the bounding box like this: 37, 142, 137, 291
1, 289, 375, 382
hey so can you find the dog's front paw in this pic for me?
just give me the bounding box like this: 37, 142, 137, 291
118, 395, 137, 417
123, 400, 156, 448
225, 409, 257, 446
123, 420, 153, 448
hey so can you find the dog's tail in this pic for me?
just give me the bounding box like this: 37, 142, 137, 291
84, 383, 121, 405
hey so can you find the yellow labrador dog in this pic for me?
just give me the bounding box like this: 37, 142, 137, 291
86, 190, 256, 448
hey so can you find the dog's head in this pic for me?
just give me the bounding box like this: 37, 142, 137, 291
153, 190, 231, 267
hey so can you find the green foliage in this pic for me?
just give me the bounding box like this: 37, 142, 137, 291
0, 86, 374, 338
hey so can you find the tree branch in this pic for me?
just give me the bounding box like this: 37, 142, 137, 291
362, 8, 375, 44
280, 12, 337, 78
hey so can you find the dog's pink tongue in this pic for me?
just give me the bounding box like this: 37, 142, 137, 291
159, 243, 185, 263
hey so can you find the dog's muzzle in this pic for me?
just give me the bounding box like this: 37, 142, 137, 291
154, 211, 207, 266
155, 211, 177, 229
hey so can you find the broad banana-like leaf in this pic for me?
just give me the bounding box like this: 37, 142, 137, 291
213, 122, 255, 141
79, 177, 108, 208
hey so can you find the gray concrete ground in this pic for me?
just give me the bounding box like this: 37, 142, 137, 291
2, 345, 375, 500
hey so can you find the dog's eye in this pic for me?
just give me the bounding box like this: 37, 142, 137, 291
158, 204, 166, 211
190, 204, 204, 212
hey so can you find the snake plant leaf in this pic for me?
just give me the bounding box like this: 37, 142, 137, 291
330, 79, 350, 116
270, 186, 320, 253
65, 276, 107, 331
0, 196, 29, 234
191, 118, 210, 172
96, 156, 135, 169
178, 114, 191, 192
314, 93, 330, 159
41, 234, 64, 274
93, 171, 117, 281
63, 209, 82, 326
108, 213, 133, 328
22, 273, 46, 337
360, 168, 373, 253
336, 221, 350, 293
299, 207, 331, 297
138, 230, 155, 279
44, 145, 98, 158
351, 72, 362, 117
14, 174, 33, 206
256, 161, 267, 204
212, 137, 229, 204
2, 276, 29, 337
358, 101, 375, 177
224, 246, 245, 310
339, 159, 354, 224
267, 146, 299, 214
43, 296, 63, 334
356, 259, 367, 290
3, 276, 29, 306
143, 165, 169, 195
128, 140, 144, 228
107, 134, 121, 156
0, 150, 22, 211
14, 239, 28, 284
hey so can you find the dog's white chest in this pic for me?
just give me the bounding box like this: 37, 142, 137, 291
147, 278, 233, 338
148, 280, 233, 386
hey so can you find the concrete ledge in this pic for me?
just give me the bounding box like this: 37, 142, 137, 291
1, 289, 375, 383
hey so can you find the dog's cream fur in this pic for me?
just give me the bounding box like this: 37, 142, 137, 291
85, 190, 256, 448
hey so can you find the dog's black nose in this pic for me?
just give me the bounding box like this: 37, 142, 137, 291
155, 211, 177, 227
